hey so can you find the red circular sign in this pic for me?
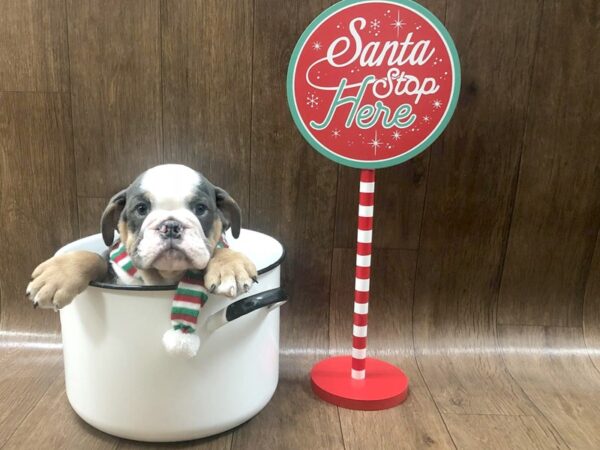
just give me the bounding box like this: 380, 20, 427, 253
287, 0, 460, 168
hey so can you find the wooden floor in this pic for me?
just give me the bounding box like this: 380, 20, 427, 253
1, 249, 600, 449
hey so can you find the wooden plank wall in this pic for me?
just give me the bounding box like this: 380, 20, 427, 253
1, 0, 599, 448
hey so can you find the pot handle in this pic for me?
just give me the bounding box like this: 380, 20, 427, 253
204, 288, 287, 333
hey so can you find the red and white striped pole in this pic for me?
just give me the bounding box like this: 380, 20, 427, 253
310, 168, 408, 410
352, 169, 375, 380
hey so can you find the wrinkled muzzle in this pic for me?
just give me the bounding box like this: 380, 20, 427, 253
131, 209, 211, 271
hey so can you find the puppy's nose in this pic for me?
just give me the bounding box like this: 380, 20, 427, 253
158, 220, 182, 240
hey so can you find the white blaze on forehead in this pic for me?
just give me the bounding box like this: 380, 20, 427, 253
133, 165, 210, 271
140, 164, 200, 209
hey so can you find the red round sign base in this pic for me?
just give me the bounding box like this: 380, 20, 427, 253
311, 356, 409, 410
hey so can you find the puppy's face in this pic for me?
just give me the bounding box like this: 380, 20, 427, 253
101, 165, 240, 273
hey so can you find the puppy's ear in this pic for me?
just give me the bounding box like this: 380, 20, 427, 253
101, 189, 127, 246
215, 186, 241, 239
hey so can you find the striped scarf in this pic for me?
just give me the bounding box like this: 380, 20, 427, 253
109, 237, 226, 358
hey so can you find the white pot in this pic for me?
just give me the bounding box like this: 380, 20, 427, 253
57, 229, 285, 442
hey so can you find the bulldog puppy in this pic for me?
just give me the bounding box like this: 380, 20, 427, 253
26, 164, 257, 310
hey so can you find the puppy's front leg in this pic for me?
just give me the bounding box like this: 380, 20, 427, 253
26, 251, 107, 310
204, 248, 257, 298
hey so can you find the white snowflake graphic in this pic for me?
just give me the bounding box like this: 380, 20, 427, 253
332, 129, 341, 139
370, 19, 381, 30
432, 99, 443, 109
312, 41, 322, 51
369, 131, 383, 154
391, 12, 405, 37
423, 115, 431, 123
306, 93, 319, 109
392, 130, 402, 141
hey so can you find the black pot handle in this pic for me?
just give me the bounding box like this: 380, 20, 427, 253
204, 288, 287, 333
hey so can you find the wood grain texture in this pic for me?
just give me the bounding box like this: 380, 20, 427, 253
443, 414, 565, 450
338, 385, 455, 450
3, 375, 118, 450
67, 0, 162, 197
499, 325, 600, 449
412, 0, 544, 415
247, 0, 339, 365
0, 93, 77, 333
231, 377, 344, 450
0, 0, 68, 92
412, 349, 536, 416
118, 435, 231, 450
334, 156, 429, 250
161, 0, 252, 222
0, 346, 63, 447
497, 0, 600, 327
78, 197, 109, 238
117, 431, 231, 449
583, 229, 600, 371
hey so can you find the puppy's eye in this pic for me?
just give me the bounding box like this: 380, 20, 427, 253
193, 203, 207, 216
135, 203, 149, 216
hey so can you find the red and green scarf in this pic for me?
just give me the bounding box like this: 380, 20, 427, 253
109, 237, 227, 358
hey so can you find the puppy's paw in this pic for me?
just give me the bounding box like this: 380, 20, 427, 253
26, 252, 106, 310
204, 249, 257, 298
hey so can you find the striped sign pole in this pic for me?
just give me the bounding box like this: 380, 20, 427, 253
352, 169, 375, 380
310, 168, 409, 410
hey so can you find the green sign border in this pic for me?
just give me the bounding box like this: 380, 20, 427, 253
287, 0, 461, 169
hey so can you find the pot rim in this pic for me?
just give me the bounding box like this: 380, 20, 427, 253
89, 248, 286, 292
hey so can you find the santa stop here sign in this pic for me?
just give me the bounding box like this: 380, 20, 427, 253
287, 0, 460, 169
